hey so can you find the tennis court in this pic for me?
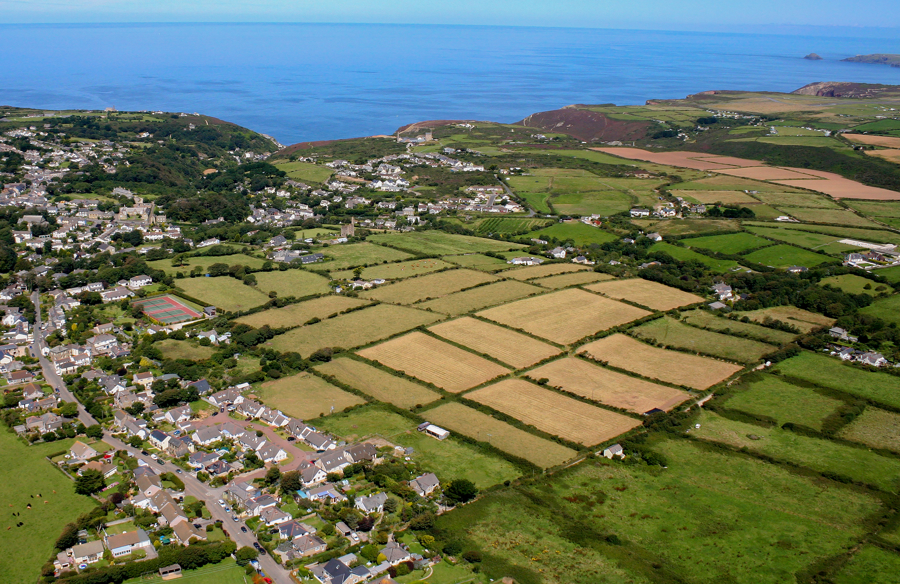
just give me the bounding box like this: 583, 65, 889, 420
132, 294, 203, 324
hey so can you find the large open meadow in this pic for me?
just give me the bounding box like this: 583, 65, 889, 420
234, 296, 369, 328
579, 333, 742, 390
723, 374, 843, 430
531, 270, 613, 289
321, 242, 413, 269
150, 253, 268, 275
736, 306, 834, 333
680, 309, 798, 344
776, 352, 900, 409
252, 269, 331, 298
176, 276, 271, 312
330, 258, 453, 281
267, 304, 441, 356
255, 372, 365, 419
839, 408, 900, 453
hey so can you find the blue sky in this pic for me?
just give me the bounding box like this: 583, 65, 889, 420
1, 0, 899, 30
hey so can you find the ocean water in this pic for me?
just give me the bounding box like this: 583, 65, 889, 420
2, 23, 900, 144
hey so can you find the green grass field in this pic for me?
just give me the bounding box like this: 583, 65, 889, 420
693, 411, 900, 492
777, 208, 882, 228
123, 559, 248, 584
832, 546, 900, 584
0, 432, 97, 584
463, 217, 554, 235
256, 372, 365, 419
314, 357, 441, 408
776, 352, 900, 409
156, 339, 216, 361
679, 232, 770, 254
680, 309, 798, 344
860, 294, 900, 326
631, 317, 775, 363
508, 168, 660, 216
369, 231, 525, 255
176, 276, 271, 312
318, 406, 521, 488
649, 242, 740, 272
743, 222, 900, 246
234, 296, 369, 329
820, 274, 893, 295
741, 244, 834, 268
436, 437, 881, 584
753, 191, 842, 209
361, 268, 497, 305
274, 160, 334, 184
736, 306, 834, 334
416, 280, 545, 315
525, 222, 618, 246
844, 199, 900, 219
267, 304, 442, 356
839, 408, 900, 453
442, 253, 513, 272
321, 242, 413, 269
724, 374, 843, 430
873, 265, 900, 283
330, 258, 454, 280
149, 253, 268, 276
252, 269, 331, 299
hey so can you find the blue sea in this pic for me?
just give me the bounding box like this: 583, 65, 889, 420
2, 23, 900, 144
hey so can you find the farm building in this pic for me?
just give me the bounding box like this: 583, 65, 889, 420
418, 422, 449, 440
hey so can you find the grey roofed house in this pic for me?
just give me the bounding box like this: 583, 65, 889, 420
304, 430, 335, 451
380, 541, 412, 565
409, 472, 440, 497
355, 492, 388, 514
345, 442, 378, 463
279, 520, 313, 540
300, 463, 327, 486
315, 449, 350, 473
188, 379, 210, 394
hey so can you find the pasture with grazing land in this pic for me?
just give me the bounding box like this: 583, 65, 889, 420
528, 357, 690, 413
156, 339, 216, 361
466, 379, 642, 445
585, 278, 705, 311
235, 296, 369, 328
330, 258, 453, 281
176, 277, 270, 312
0, 433, 98, 584
742, 243, 834, 268
774, 207, 882, 228
692, 411, 900, 492
477, 288, 650, 345
358, 332, 510, 393
531, 270, 614, 289
369, 231, 525, 255
832, 546, 900, 584
253, 269, 331, 298
860, 294, 900, 326
736, 306, 834, 333
649, 242, 740, 272
442, 253, 514, 272
274, 160, 334, 183
361, 268, 497, 304
428, 317, 561, 368
314, 357, 440, 408
631, 317, 776, 363
322, 242, 412, 269
268, 304, 441, 356
776, 352, 900, 409
417, 280, 544, 315
150, 253, 268, 275
424, 402, 578, 468
255, 372, 364, 419
724, 374, 843, 430
579, 333, 743, 389
505, 263, 590, 281
680, 232, 771, 254
524, 221, 619, 246
820, 274, 893, 296
839, 408, 900, 453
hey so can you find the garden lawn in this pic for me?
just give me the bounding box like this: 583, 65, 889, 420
724, 374, 843, 430
176, 277, 270, 312
0, 432, 97, 584
741, 244, 833, 268
776, 352, 900, 409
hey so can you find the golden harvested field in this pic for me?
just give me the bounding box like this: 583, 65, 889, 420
578, 334, 743, 390
361, 268, 497, 304
869, 149, 900, 164
314, 357, 440, 408
268, 304, 442, 356
718, 166, 817, 180
585, 279, 704, 311
466, 379, 642, 445
358, 332, 510, 393
774, 171, 900, 200
477, 288, 651, 345
424, 402, 578, 468
255, 372, 365, 419
595, 148, 750, 170
528, 357, 691, 413
531, 271, 614, 289
428, 317, 561, 368
844, 134, 900, 148
417, 280, 544, 315
737, 306, 834, 333
235, 296, 369, 328
506, 263, 590, 281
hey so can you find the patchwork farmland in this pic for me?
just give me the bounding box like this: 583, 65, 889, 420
314, 357, 441, 408
477, 288, 650, 345
358, 332, 510, 393
579, 333, 743, 390
361, 268, 497, 304
584, 278, 705, 311
416, 280, 543, 315
428, 317, 561, 369
235, 296, 370, 328
466, 379, 642, 445
528, 357, 690, 414
255, 372, 365, 419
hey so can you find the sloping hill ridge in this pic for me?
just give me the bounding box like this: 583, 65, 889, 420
792, 81, 900, 98
516, 106, 651, 143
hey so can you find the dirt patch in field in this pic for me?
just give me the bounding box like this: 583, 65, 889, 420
358, 332, 510, 393
578, 334, 742, 390
528, 357, 690, 414
466, 378, 642, 445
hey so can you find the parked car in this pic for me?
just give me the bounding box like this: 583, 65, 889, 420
232, 516, 239, 522
241, 526, 248, 533
141, 451, 149, 456
175, 469, 182, 474
150, 454, 157, 460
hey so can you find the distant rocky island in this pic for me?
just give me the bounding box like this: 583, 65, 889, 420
804, 53, 823, 60
842, 54, 900, 67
